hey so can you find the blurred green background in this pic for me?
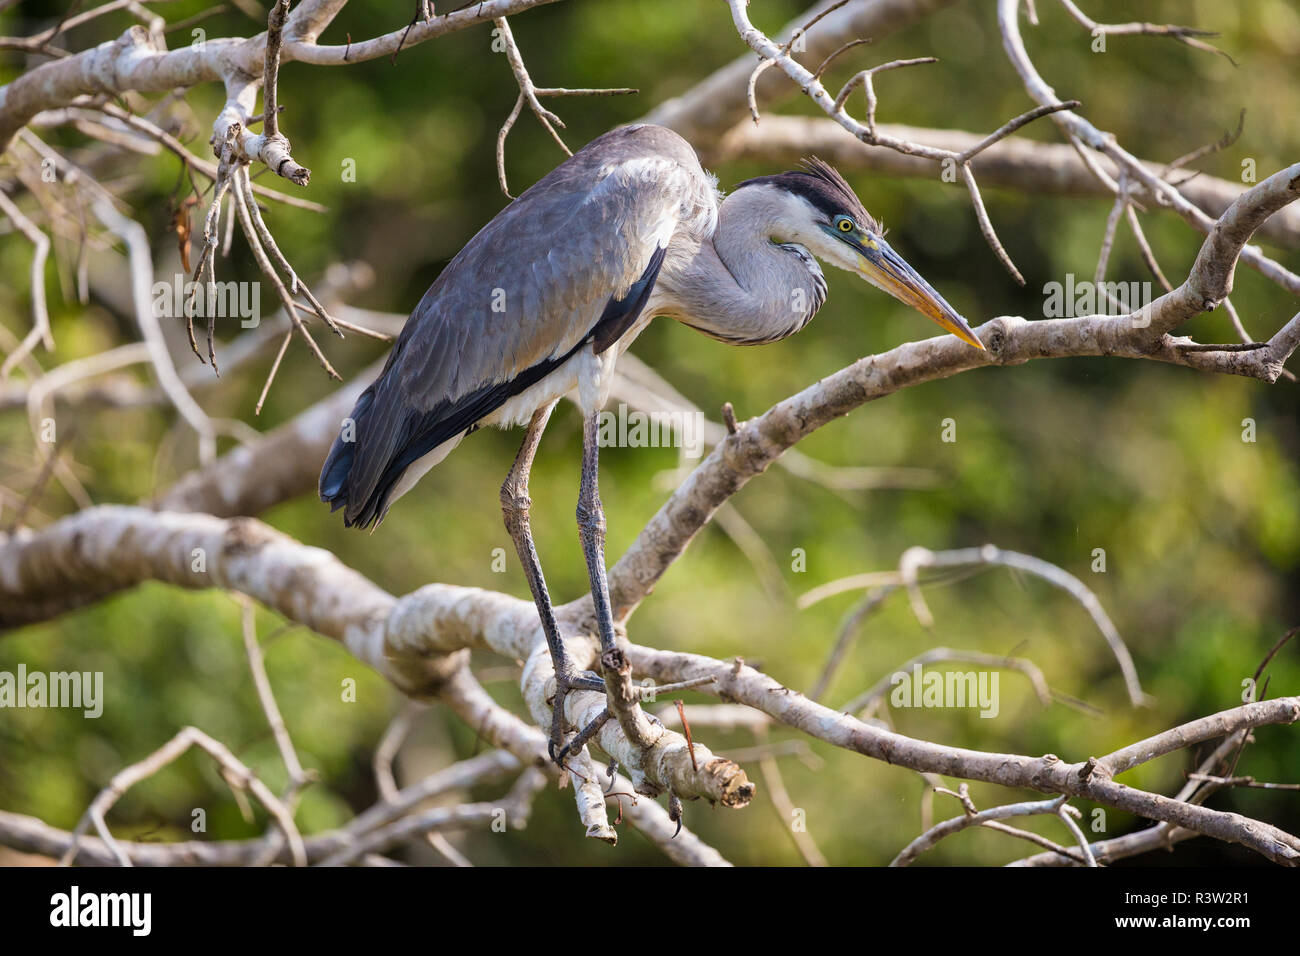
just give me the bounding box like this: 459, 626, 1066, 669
1, 0, 1298, 865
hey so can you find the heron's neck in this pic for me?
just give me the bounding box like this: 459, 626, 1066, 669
659, 189, 827, 345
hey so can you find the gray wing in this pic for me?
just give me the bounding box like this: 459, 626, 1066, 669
320, 124, 714, 528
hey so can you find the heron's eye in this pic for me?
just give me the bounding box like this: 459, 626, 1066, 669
835, 216, 855, 233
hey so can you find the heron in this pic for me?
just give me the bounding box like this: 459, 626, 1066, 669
319, 123, 982, 762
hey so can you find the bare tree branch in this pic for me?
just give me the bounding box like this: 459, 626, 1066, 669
2, 506, 1295, 863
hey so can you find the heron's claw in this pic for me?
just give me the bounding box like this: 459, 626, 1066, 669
568, 670, 607, 693
548, 670, 609, 765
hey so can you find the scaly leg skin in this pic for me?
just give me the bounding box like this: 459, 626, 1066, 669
501, 402, 604, 763
552, 412, 626, 765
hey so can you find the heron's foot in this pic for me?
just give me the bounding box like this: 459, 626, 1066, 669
553, 708, 613, 767
554, 688, 665, 769
547, 669, 606, 765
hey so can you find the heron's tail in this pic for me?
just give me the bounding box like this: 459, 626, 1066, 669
318, 388, 376, 527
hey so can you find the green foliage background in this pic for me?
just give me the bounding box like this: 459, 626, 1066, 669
1, 0, 1297, 865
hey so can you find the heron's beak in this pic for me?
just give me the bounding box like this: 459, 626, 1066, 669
855, 238, 984, 350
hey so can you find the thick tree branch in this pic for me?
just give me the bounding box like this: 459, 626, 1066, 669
2, 506, 1295, 863
628, 646, 1300, 865
0, 506, 752, 815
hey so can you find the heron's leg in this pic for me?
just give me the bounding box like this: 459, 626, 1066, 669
501, 402, 603, 761
576, 411, 620, 658
552, 412, 657, 766
549, 413, 628, 765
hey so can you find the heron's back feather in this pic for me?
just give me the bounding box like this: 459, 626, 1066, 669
320, 124, 713, 528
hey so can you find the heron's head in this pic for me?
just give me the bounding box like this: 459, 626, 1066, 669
736, 158, 984, 350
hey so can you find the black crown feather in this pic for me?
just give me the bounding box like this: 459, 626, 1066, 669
735, 156, 880, 233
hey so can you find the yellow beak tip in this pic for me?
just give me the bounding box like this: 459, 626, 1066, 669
942, 320, 984, 351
